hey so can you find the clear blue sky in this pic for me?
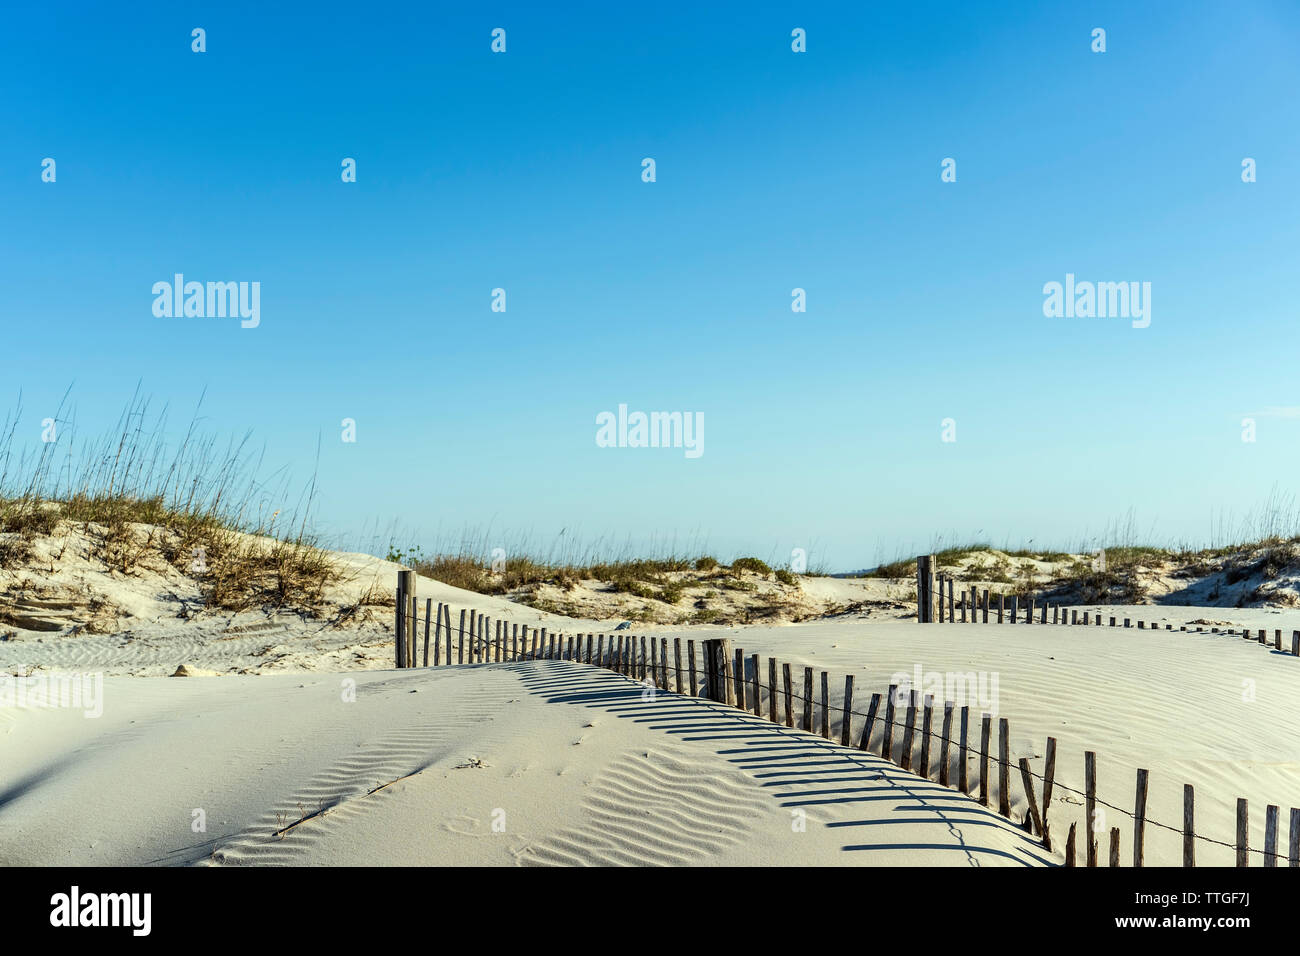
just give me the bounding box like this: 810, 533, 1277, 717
3, 1, 1299, 570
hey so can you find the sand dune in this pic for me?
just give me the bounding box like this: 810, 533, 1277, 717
0, 662, 1050, 867
699, 613, 1300, 866
4, 525, 1297, 867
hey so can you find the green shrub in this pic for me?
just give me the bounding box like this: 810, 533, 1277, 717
869, 557, 915, 578
720, 576, 756, 592
658, 581, 685, 604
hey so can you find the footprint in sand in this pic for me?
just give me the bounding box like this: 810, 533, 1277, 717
443, 813, 485, 837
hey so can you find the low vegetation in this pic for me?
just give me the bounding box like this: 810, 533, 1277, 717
387, 542, 808, 625
0, 390, 337, 614
10, 392, 1300, 628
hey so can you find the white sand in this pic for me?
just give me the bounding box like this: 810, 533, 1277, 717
698, 611, 1300, 867
4, 527, 1297, 866
0, 539, 615, 677
0, 662, 1049, 866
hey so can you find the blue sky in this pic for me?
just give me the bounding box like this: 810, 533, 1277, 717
3, 1, 1299, 570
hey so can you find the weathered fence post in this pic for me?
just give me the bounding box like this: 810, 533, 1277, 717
396, 569, 416, 668
1184, 784, 1196, 867
1085, 751, 1098, 867
882, 684, 898, 761
979, 714, 992, 806
917, 554, 933, 623
434, 602, 444, 666
1265, 805, 1279, 867
1289, 808, 1299, 867
900, 689, 917, 771
733, 647, 746, 709
1018, 758, 1043, 836
859, 693, 881, 751
1134, 768, 1149, 868
394, 585, 405, 668
1237, 798, 1250, 866
939, 700, 953, 786
768, 658, 778, 722
998, 718, 1011, 817
959, 705, 970, 793
701, 638, 733, 704
405, 593, 415, 667
920, 695, 934, 778
1041, 737, 1057, 851
445, 605, 453, 662
819, 671, 830, 738
840, 675, 854, 746
423, 598, 433, 666
803, 667, 814, 732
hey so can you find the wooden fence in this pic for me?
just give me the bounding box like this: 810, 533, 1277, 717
916, 553, 1300, 659
393, 567, 1299, 867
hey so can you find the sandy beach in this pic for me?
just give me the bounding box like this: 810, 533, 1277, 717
3, 530, 1297, 867
2, 660, 1063, 867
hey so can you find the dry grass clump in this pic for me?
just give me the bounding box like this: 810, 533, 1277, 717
1224, 540, 1299, 586
394, 549, 580, 596
0, 533, 37, 569
389, 539, 803, 622
866, 556, 915, 579
1043, 547, 1166, 605
199, 532, 335, 612
0, 389, 336, 614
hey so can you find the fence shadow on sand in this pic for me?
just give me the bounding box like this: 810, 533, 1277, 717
510, 659, 1054, 866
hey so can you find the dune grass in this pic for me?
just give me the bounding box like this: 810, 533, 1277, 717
0, 388, 337, 613
860, 496, 1300, 606
382, 529, 810, 623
